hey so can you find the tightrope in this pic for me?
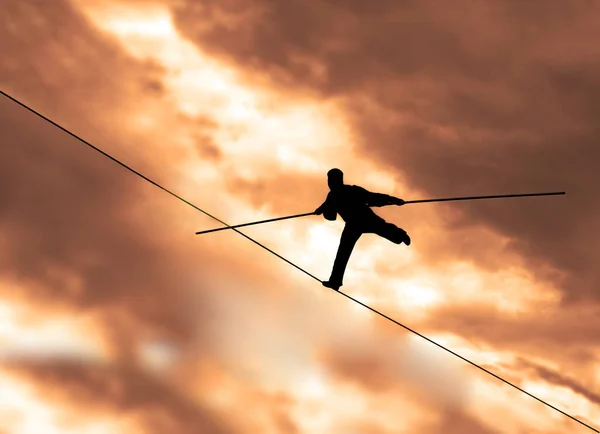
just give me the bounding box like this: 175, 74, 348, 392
2, 89, 596, 433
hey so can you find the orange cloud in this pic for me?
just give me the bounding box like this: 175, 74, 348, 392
2, 0, 600, 433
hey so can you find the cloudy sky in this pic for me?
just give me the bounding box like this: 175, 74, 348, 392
1, 0, 599, 432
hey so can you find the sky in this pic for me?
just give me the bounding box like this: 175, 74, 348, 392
0, 0, 599, 433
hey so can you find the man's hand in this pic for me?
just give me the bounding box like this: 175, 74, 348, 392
393, 197, 405, 206
314, 207, 323, 215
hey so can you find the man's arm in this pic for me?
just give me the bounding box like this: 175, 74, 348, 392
358, 186, 405, 207
314, 193, 337, 221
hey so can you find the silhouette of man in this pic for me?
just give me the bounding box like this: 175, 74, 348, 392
315, 168, 411, 291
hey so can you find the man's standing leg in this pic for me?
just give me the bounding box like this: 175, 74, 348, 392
368, 217, 411, 246
323, 224, 362, 291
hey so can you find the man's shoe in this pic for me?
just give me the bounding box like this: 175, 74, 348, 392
401, 230, 411, 246
322, 280, 342, 291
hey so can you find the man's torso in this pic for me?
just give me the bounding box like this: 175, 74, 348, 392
327, 185, 378, 223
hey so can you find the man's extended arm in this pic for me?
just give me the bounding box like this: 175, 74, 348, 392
360, 187, 405, 207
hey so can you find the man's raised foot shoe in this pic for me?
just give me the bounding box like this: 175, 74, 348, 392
402, 231, 411, 246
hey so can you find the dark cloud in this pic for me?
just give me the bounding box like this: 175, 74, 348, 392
315, 324, 472, 410
0, 5, 328, 432
172, 0, 493, 94
318, 342, 397, 393
331, 420, 393, 434
176, 113, 223, 161
0, 101, 199, 359
5, 360, 235, 434
0, 0, 221, 360
0, 3, 255, 429
425, 303, 600, 364
0, 0, 166, 128
318, 334, 504, 434
516, 358, 600, 407
171, 0, 600, 300
420, 409, 500, 434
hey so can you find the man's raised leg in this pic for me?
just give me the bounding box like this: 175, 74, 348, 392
369, 218, 411, 246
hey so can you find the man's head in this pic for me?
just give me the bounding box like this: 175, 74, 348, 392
327, 168, 344, 191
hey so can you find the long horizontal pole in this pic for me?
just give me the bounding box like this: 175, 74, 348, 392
195, 212, 315, 235
404, 191, 565, 204
195, 191, 565, 236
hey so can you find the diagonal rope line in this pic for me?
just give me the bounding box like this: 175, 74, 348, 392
2, 90, 597, 433
337, 291, 598, 432
0, 90, 320, 283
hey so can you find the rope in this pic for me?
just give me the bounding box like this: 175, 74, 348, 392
2, 90, 596, 433
0, 91, 320, 283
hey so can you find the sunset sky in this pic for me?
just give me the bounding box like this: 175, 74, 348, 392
1, 0, 600, 433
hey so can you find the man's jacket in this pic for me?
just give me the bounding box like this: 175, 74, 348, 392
316, 185, 398, 224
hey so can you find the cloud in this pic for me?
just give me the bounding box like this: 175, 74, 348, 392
0, 5, 358, 432
171, 0, 600, 300
316, 319, 473, 411
0, 0, 239, 361
516, 358, 600, 407
3, 360, 234, 434
422, 301, 600, 375
224, 170, 328, 215
420, 408, 501, 434
1, 0, 166, 121
0, 85, 209, 359
4, 1, 599, 432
